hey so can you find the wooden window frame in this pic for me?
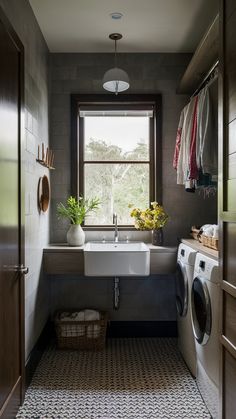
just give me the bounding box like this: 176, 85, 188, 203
71, 94, 162, 230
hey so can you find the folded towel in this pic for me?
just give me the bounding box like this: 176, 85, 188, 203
84, 309, 100, 321
60, 311, 85, 321
204, 226, 214, 237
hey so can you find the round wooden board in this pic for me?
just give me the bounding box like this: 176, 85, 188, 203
38, 175, 50, 212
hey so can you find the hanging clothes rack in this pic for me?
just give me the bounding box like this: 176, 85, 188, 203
191, 60, 219, 98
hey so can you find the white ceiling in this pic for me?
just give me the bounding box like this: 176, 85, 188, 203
29, 0, 218, 53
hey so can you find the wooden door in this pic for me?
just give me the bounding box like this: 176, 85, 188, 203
219, 1, 236, 418
0, 8, 25, 419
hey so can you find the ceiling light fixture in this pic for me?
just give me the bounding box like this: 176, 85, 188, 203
110, 12, 123, 20
102, 33, 130, 95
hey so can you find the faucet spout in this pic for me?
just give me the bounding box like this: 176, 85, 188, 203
113, 213, 119, 242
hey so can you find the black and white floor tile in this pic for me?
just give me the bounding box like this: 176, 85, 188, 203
17, 338, 211, 419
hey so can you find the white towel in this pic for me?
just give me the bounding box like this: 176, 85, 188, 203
84, 309, 100, 321
84, 310, 100, 338
212, 225, 219, 239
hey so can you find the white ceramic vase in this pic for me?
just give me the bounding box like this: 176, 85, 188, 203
67, 224, 85, 246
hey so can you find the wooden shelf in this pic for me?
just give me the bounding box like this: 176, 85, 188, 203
36, 143, 55, 170
181, 238, 219, 260
177, 14, 219, 95
36, 159, 55, 170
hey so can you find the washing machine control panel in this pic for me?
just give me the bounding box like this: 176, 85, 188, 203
178, 243, 197, 265
194, 253, 219, 283
199, 260, 205, 270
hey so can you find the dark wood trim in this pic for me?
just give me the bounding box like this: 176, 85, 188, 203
155, 96, 162, 203
221, 336, 236, 360
0, 6, 24, 52
222, 281, 236, 298
25, 320, 53, 388
220, 211, 236, 221
82, 160, 150, 164
0, 3, 25, 411
71, 94, 162, 227
177, 15, 219, 95
71, 96, 78, 197
219, 2, 225, 418
0, 378, 21, 419
107, 321, 177, 338
19, 30, 25, 408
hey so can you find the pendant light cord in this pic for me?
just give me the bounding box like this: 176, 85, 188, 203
114, 38, 117, 67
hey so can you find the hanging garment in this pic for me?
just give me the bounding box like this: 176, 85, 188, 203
173, 108, 185, 170
196, 86, 217, 175
177, 98, 196, 185
189, 95, 199, 180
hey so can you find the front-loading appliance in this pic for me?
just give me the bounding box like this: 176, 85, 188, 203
191, 252, 220, 419
176, 243, 197, 377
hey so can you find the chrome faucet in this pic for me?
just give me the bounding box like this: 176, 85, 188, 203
113, 213, 119, 242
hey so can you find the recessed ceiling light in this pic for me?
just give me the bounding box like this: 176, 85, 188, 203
110, 12, 123, 20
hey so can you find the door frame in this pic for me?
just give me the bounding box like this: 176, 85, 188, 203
0, 4, 25, 415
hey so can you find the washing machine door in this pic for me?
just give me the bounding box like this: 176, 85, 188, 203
175, 261, 188, 317
191, 276, 212, 345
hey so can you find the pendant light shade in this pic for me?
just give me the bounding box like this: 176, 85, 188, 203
103, 33, 130, 95
103, 67, 130, 93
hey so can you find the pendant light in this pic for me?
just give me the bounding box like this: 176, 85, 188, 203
102, 33, 130, 95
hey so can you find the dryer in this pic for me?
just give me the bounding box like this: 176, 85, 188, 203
176, 243, 197, 377
191, 252, 220, 419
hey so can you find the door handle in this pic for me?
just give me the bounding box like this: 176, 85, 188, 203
3, 264, 29, 274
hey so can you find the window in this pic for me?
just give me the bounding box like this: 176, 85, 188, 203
71, 95, 162, 228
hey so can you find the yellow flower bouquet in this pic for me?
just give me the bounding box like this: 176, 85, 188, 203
130, 201, 168, 231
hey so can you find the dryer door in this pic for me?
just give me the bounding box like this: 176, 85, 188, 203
175, 261, 188, 317
191, 276, 212, 345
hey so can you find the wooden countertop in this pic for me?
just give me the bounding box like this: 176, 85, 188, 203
44, 243, 177, 253
43, 243, 178, 275
181, 238, 219, 260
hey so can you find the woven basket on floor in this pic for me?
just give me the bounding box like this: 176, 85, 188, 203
54, 310, 108, 351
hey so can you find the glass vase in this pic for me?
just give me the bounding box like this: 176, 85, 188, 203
151, 228, 163, 246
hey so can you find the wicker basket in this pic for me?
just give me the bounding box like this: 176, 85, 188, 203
201, 235, 219, 251
190, 226, 201, 241
55, 310, 108, 350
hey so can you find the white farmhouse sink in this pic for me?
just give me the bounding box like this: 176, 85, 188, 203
84, 241, 150, 277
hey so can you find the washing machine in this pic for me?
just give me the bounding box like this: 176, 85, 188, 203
191, 252, 220, 419
176, 243, 197, 377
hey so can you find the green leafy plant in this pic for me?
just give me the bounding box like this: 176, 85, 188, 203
129, 201, 169, 231
57, 196, 100, 225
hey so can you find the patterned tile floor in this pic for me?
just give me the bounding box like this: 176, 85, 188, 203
17, 338, 211, 419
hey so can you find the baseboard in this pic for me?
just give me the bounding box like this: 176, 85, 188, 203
107, 321, 177, 338
25, 320, 54, 388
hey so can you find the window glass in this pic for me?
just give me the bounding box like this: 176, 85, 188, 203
77, 103, 156, 226
84, 162, 149, 225
84, 117, 149, 161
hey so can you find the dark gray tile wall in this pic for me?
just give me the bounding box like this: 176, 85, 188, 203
50, 274, 176, 322
0, 0, 50, 359
49, 52, 217, 322
50, 52, 217, 245
0, 1, 218, 329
